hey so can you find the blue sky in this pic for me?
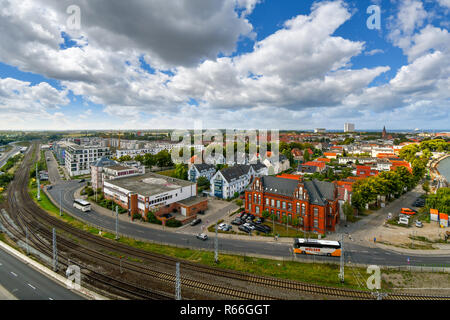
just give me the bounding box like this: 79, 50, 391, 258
0, 0, 449, 130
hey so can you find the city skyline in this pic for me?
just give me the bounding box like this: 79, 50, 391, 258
0, 0, 449, 130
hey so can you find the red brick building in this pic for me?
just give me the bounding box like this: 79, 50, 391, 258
245, 176, 339, 234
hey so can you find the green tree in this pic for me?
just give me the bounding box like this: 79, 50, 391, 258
422, 180, 430, 194
173, 163, 188, 180
196, 176, 210, 189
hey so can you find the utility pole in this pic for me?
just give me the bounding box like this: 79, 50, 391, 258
36, 163, 40, 201
115, 206, 119, 240
214, 224, 219, 264
175, 262, 181, 300
339, 234, 344, 283
52, 228, 58, 272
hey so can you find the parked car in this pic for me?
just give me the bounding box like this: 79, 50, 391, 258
247, 214, 255, 221
240, 213, 248, 220
162, 213, 172, 219
47, 185, 53, 190
401, 208, 417, 215
231, 218, 243, 225
415, 221, 423, 228
254, 217, 264, 224
79, 179, 85, 183
238, 225, 251, 233
196, 233, 208, 240
254, 224, 270, 233
243, 223, 256, 231
197, 210, 205, 215
190, 218, 202, 226
218, 223, 232, 231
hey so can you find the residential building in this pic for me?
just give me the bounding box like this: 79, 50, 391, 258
210, 164, 255, 199
344, 123, 355, 132
65, 143, 111, 177
91, 157, 118, 190
188, 163, 216, 182
245, 175, 339, 235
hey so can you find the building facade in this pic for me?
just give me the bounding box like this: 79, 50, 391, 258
245, 176, 339, 235
344, 123, 355, 132
210, 165, 255, 199
188, 163, 216, 182
103, 172, 207, 222
65, 143, 111, 177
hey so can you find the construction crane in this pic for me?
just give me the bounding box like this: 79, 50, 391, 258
117, 131, 123, 150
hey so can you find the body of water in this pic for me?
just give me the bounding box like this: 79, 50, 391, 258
437, 156, 450, 182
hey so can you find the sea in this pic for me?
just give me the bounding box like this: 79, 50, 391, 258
437, 156, 450, 182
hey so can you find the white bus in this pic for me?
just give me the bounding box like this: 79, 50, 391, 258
293, 238, 341, 257
73, 199, 91, 212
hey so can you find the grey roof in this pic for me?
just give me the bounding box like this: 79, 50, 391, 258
260, 176, 336, 205
297, 165, 317, 174
192, 163, 216, 173
261, 176, 299, 197
92, 157, 116, 167
250, 161, 266, 171
105, 171, 195, 196
220, 164, 251, 182
304, 180, 336, 206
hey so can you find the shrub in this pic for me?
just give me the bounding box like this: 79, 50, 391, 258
147, 211, 162, 225
166, 219, 182, 228
133, 213, 142, 220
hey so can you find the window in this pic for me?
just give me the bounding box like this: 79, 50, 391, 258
277, 211, 280, 220
302, 203, 306, 215
271, 199, 274, 207
314, 219, 318, 228
288, 214, 292, 223
299, 217, 304, 226
287, 203, 292, 211
313, 207, 318, 218
254, 194, 257, 203
255, 206, 260, 214
282, 201, 286, 209
258, 194, 261, 204
276, 200, 280, 208
296, 203, 300, 214
265, 198, 269, 205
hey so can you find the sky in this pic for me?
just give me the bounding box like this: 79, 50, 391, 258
0, 0, 449, 131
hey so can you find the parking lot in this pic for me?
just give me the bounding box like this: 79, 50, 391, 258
177, 198, 239, 235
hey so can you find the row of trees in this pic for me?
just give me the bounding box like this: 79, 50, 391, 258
352, 166, 416, 210
117, 149, 174, 168
425, 188, 450, 214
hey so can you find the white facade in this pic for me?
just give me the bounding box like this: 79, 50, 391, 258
65, 144, 110, 177
103, 176, 196, 212
116, 149, 152, 158
344, 123, 355, 132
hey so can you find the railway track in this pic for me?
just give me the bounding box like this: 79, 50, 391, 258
5, 142, 450, 300
3, 143, 276, 300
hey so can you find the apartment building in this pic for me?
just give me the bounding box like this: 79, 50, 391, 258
65, 143, 110, 177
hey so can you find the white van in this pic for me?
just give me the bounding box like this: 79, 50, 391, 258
398, 217, 409, 225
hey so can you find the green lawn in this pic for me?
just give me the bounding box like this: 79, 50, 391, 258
156, 169, 176, 177
26, 177, 395, 291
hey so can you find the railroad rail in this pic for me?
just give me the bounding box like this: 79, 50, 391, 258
5, 142, 450, 300
3, 143, 276, 300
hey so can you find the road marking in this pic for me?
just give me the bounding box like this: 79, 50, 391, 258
27, 284, 36, 290
10, 272, 18, 277
48, 297, 53, 300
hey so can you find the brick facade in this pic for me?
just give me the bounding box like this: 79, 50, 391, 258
244, 176, 339, 235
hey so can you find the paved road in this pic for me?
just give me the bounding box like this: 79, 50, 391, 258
45, 150, 63, 184
0, 144, 21, 169
0, 246, 84, 300
47, 181, 450, 267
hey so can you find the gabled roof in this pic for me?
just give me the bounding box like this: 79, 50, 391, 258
219, 164, 252, 182
192, 163, 216, 173
259, 176, 336, 205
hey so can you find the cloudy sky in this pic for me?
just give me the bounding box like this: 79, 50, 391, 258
0, 0, 449, 131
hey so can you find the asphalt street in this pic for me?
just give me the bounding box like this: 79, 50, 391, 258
0, 144, 21, 169
48, 180, 450, 267
0, 246, 85, 300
